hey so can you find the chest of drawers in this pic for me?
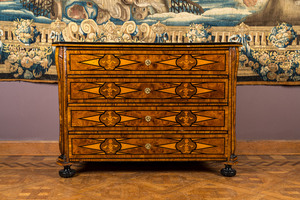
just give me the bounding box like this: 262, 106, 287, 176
53, 42, 241, 178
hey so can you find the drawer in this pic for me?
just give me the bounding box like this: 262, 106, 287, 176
66, 49, 229, 75
68, 106, 228, 131
68, 78, 228, 104
69, 135, 227, 160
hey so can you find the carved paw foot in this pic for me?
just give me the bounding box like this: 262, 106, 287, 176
59, 166, 76, 178
220, 164, 236, 177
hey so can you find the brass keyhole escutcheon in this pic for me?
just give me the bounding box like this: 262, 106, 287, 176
145, 59, 151, 66
144, 88, 151, 94
145, 143, 151, 150
145, 116, 151, 122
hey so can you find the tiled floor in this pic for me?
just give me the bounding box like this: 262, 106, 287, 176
0, 155, 300, 199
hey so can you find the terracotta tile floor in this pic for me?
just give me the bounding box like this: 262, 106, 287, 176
0, 155, 300, 200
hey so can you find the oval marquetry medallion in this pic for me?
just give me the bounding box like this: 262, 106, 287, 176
98, 55, 120, 70
176, 138, 197, 154
100, 139, 121, 154
175, 111, 197, 126
100, 111, 121, 126
175, 83, 197, 98
99, 83, 121, 98
176, 55, 197, 70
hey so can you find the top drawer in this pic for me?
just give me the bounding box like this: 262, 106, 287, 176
66, 49, 229, 75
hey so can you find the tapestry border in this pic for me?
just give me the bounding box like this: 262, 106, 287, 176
1, 20, 300, 85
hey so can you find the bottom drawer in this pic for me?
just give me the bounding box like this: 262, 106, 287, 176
69, 135, 227, 161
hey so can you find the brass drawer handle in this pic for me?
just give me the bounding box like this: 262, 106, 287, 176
144, 88, 151, 94
145, 59, 151, 66
145, 143, 151, 150
145, 116, 151, 122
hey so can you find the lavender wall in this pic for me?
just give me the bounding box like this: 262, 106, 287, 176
0, 82, 299, 141
0, 82, 59, 140
236, 85, 300, 140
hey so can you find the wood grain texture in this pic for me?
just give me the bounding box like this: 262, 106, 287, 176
0, 141, 60, 155
54, 43, 241, 175
237, 140, 300, 155
67, 52, 227, 73
1, 154, 300, 199
68, 78, 228, 104
69, 136, 226, 160
68, 107, 227, 130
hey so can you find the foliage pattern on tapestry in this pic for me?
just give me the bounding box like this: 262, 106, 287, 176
0, 0, 300, 84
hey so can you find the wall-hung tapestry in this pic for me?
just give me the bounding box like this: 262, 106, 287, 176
0, 0, 300, 85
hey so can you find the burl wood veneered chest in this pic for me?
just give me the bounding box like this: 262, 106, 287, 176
53, 42, 242, 178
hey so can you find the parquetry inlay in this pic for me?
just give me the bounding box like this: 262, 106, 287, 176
81, 115, 102, 123
119, 58, 139, 66
80, 112, 139, 125
80, 59, 100, 66
78, 54, 217, 71
80, 138, 215, 155
79, 110, 216, 127
196, 87, 214, 95
81, 87, 102, 95
79, 82, 216, 99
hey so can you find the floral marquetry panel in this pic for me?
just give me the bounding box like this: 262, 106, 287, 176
175, 83, 197, 98
55, 43, 240, 176
98, 55, 121, 70
99, 111, 121, 127
99, 83, 121, 98
175, 111, 197, 127
176, 55, 197, 70
100, 139, 121, 154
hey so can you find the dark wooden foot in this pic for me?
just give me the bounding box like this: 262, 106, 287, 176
220, 164, 236, 177
59, 166, 76, 178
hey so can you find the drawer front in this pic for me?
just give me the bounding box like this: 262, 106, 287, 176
67, 49, 229, 75
68, 78, 228, 104
68, 106, 228, 131
69, 135, 227, 160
